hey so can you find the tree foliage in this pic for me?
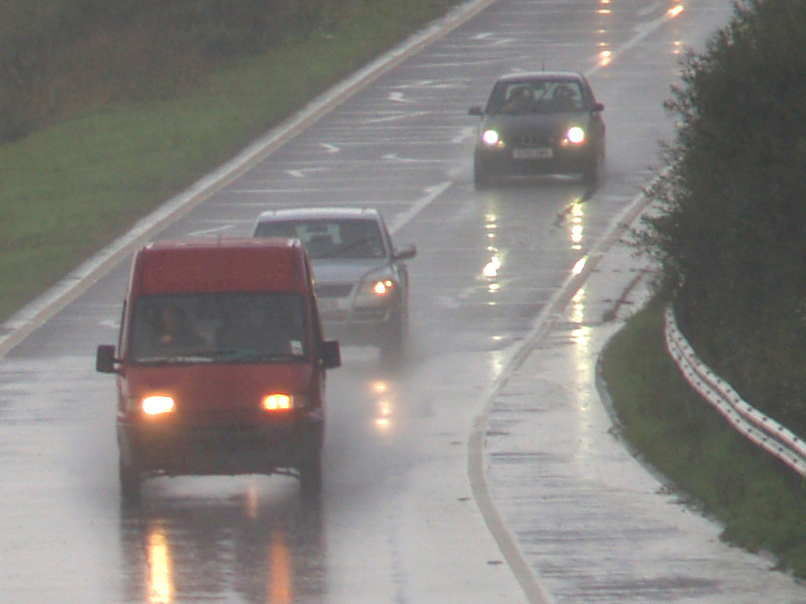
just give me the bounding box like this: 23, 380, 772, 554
642, 0, 806, 430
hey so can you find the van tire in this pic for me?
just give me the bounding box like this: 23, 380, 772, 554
119, 457, 142, 503
298, 450, 322, 498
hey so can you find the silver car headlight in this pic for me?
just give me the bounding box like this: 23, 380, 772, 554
355, 269, 399, 307
358, 277, 396, 297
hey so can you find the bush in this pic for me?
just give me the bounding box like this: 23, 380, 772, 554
640, 0, 806, 433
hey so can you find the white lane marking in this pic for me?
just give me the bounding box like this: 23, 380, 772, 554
381, 153, 420, 163
452, 125, 477, 144
364, 110, 431, 124
388, 180, 451, 234
186, 224, 236, 237
320, 142, 340, 153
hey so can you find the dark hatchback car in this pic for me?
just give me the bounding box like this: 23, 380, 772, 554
469, 71, 605, 189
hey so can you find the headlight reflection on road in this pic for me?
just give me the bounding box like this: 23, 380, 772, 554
668, 4, 684, 17
570, 287, 595, 467
597, 0, 612, 65
371, 380, 394, 433
146, 522, 173, 604
268, 532, 293, 604
569, 199, 584, 250
483, 212, 502, 296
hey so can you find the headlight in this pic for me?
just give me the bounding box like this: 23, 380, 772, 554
262, 393, 294, 411
566, 126, 585, 144
142, 396, 175, 416
359, 278, 395, 296
481, 129, 503, 147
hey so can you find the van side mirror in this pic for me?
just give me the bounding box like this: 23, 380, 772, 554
96, 344, 118, 373
321, 340, 341, 369
468, 106, 483, 117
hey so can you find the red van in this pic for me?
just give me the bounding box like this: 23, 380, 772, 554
96, 237, 340, 501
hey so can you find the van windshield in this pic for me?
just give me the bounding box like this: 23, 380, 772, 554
129, 292, 307, 363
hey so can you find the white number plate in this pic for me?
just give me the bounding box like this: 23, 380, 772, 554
513, 147, 553, 160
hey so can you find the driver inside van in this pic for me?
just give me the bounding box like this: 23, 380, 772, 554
152, 303, 204, 350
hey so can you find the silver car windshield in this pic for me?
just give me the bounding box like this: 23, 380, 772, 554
128, 292, 307, 363
254, 218, 385, 260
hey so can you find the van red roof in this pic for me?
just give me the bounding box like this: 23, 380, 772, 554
133, 237, 308, 295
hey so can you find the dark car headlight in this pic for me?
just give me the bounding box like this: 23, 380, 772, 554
565, 126, 586, 145
481, 129, 504, 148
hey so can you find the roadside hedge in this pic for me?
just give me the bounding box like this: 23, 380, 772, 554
641, 0, 806, 436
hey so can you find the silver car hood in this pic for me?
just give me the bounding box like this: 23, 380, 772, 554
310, 258, 391, 284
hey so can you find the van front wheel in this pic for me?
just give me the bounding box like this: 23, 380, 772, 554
298, 449, 322, 498
119, 457, 142, 503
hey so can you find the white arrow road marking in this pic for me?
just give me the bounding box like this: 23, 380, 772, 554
388, 91, 412, 103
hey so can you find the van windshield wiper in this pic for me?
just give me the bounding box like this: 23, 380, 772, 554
135, 355, 214, 364
209, 350, 303, 362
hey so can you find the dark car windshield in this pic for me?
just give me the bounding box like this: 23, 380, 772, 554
254, 218, 386, 260
128, 292, 307, 363
486, 79, 585, 115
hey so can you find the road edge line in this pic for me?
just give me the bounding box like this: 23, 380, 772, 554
467, 185, 654, 604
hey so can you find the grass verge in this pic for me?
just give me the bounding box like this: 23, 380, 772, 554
599, 295, 806, 580
0, 0, 465, 323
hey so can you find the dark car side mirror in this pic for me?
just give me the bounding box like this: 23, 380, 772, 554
96, 344, 118, 373
468, 106, 483, 117
321, 340, 341, 369
393, 243, 417, 261
592, 102, 604, 112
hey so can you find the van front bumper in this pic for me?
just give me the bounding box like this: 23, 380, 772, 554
117, 413, 323, 477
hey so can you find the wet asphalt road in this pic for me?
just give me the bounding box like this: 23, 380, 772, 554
0, 0, 783, 602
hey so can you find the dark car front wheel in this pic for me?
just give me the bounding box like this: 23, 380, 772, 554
581, 158, 598, 184
473, 155, 495, 190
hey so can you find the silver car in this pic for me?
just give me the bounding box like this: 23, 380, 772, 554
252, 207, 416, 364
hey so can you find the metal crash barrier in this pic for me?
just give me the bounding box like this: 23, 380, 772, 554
664, 304, 806, 477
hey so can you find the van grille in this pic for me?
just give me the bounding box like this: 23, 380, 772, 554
178, 408, 260, 426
